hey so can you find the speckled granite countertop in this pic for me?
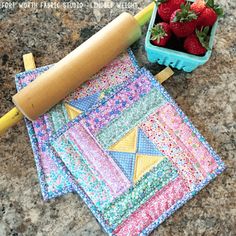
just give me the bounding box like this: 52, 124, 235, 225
0, 0, 235, 235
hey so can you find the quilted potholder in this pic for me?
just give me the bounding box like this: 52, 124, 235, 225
47, 68, 225, 235
14, 49, 139, 200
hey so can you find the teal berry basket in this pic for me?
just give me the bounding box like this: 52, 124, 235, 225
145, 2, 218, 72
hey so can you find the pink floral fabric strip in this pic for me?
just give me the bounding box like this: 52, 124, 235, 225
113, 176, 189, 236
31, 117, 59, 176
140, 109, 203, 189
31, 116, 72, 192
158, 103, 218, 174
82, 74, 152, 135
68, 121, 131, 198
157, 118, 208, 178
65, 51, 137, 101
154, 105, 208, 179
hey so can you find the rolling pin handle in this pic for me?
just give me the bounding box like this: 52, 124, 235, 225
134, 2, 155, 26
0, 52, 36, 135
0, 107, 23, 135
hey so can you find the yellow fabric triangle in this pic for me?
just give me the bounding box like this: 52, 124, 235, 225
65, 103, 83, 120
99, 92, 105, 99
109, 128, 138, 153
133, 155, 165, 182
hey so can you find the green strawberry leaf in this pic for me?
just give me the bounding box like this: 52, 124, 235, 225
214, 6, 224, 16
150, 24, 167, 43
203, 26, 210, 35
196, 27, 210, 50
206, 0, 224, 17
206, 0, 214, 8
173, 3, 198, 22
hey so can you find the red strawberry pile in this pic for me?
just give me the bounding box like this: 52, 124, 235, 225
151, 0, 223, 55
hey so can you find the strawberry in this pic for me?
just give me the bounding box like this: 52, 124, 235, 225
184, 27, 210, 55
150, 22, 172, 46
197, 8, 217, 27
190, 0, 206, 15
170, 3, 198, 37
197, 0, 223, 28
155, 0, 186, 22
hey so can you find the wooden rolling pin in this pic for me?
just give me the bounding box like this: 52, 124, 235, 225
0, 3, 154, 134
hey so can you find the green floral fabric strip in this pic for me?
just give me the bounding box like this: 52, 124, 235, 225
45, 103, 70, 133
96, 88, 167, 149
52, 103, 69, 131
102, 158, 178, 227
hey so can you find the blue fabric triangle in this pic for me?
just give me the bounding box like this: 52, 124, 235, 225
69, 93, 100, 112
109, 151, 135, 182
137, 129, 164, 156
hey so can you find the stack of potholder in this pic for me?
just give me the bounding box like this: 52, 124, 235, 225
15, 50, 225, 235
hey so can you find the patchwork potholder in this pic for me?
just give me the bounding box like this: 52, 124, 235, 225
14, 49, 139, 200
47, 68, 225, 235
